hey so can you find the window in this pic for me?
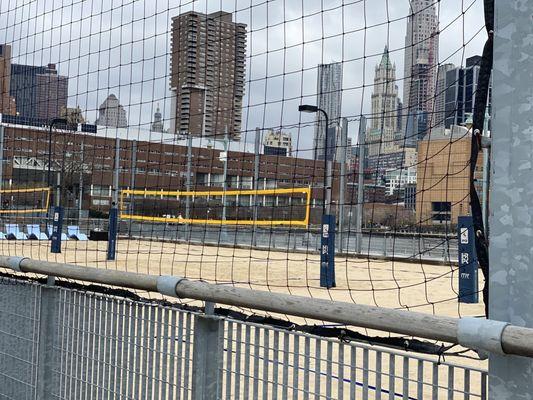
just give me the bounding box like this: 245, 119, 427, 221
431, 201, 451, 223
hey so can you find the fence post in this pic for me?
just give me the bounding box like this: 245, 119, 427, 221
36, 281, 59, 399
192, 304, 224, 400
489, 1, 533, 396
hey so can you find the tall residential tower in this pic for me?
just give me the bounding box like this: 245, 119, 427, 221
169, 11, 246, 140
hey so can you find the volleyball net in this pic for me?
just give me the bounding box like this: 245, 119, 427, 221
120, 187, 311, 226
0, 187, 51, 215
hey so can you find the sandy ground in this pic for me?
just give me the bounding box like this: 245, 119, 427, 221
0, 238, 485, 318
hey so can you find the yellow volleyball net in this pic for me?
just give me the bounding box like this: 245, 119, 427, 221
0, 187, 51, 214
120, 187, 311, 226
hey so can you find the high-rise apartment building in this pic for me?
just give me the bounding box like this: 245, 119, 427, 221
95, 94, 128, 128
0, 45, 16, 115
402, 0, 439, 141
10, 63, 68, 120
366, 47, 401, 158
169, 11, 246, 140
444, 56, 491, 129
313, 62, 343, 160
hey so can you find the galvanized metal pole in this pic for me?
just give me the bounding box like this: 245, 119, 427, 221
78, 141, 84, 222
489, 1, 533, 396
186, 134, 192, 220
36, 281, 59, 399
129, 140, 137, 216
252, 127, 261, 246
222, 129, 229, 224
481, 109, 490, 235
191, 315, 223, 399
338, 119, 348, 253
355, 116, 366, 254
55, 172, 61, 208
113, 137, 120, 206
0, 125, 4, 208
107, 136, 120, 260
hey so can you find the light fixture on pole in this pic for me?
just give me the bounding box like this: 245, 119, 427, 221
299, 104, 336, 288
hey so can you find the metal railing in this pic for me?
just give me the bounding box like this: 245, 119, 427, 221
0, 275, 488, 399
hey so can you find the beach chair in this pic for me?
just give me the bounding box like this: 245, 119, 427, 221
5, 224, 27, 240
47, 224, 68, 241
27, 224, 48, 240
67, 225, 89, 241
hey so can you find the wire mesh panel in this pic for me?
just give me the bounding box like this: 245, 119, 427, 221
50, 289, 195, 400
221, 320, 488, 400
0, 278, 40, 400
0, 277, 488, 400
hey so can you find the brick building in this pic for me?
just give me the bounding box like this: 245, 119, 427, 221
0, 45, 16, 116
0, 116, 340, 224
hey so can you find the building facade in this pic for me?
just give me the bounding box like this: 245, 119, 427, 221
367, 47, 401, 158
402, 0, 439, 143
95, 94, 128, 128
0, 45, 16, 116
313, 62, 343, 160
263, 130, 292, 157
169, 11, 246, 140
0, 117, 341, 225
384, 166, 417, 196
416, 124, 484, 225
10, 63, 67, 120
444, 56, 491, 129
434, 63, 455, 129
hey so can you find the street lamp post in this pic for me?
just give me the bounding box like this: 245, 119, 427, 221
48, 118, 67, 254
299, 104, 336, 288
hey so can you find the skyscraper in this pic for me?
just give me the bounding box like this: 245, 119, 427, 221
313, 62, 343, 160
151, 104, 164, 132
444, 56, 491, 129
10, 63, 68, 121
366, 47, 401, 158
0, 44, 16, 116
169, 11, 246, 140
402, 0, 439, 141
434, 63, 455, 129
95, 94, 128, 128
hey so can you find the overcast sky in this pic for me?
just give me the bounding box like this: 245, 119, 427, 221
0, 0, 486, 157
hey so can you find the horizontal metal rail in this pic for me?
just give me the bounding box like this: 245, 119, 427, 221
1, 255, 532, 359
